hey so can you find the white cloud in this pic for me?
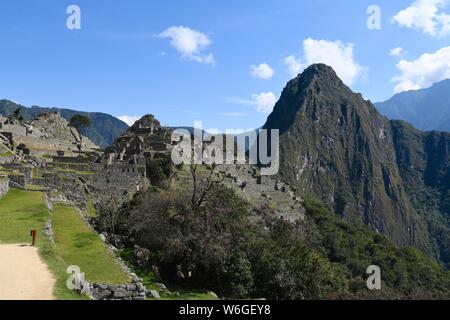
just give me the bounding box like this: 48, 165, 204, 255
117, 115, 141, 126
159, 26, 215, 65
389, 47, 408, 57
284, 38, 366, 86
284, 55, 304, 77
251, 92, 278, 114
391, 0, 450, 36
225, 92, 278, 115
250, 63, 275, 79
392, 46, 450, 93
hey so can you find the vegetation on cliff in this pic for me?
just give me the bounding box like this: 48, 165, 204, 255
98, 166, 450, 299
263, 64, 450, 268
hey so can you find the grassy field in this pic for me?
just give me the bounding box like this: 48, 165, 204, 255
0, 189, 129, 299
0, 190, 48, 244
25, 183, 47, 191
0, 190, 79, 299
52, 204, 129, 284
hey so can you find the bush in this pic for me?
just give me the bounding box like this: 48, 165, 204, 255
146, 155, 173, 187
111, 184, 450, 299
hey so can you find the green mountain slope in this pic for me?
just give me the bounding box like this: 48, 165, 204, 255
262, 64, 450, 268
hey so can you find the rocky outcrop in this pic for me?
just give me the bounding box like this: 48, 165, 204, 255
0, 99, 128, 147
0, 112, 98, 157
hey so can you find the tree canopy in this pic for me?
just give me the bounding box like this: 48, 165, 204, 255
69, 114, 91, 131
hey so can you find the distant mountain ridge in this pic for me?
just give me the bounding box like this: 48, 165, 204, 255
375, 79, 450, 132
0, 99, 129, 147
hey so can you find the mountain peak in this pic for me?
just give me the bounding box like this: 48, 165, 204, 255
262, 63, 418, 247
263, 64, 364, 134
300, 63, 338, 78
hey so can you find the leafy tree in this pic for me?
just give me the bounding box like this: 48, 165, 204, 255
146, 155, 174, 187
13, 108, 20, 119
9, 108, 23, 123
69, 114, 91, 152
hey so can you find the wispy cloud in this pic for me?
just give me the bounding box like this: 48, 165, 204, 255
223, 96, 255, 106
220, 112, 247, 117
389, 47, 408, 58
91, 30, 155, 40
225, 92, 278, 115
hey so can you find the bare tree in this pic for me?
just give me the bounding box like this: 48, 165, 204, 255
190, 163, 225, 214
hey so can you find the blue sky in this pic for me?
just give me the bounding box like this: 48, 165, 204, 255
1, 0, 450, 130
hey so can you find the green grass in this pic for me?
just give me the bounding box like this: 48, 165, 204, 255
52, 203, 129, 284
83, 194, 97, 218
155, 289, 219, 300
0, 150, 13, 157
0, 190, 48, 244
25, 184, 47, 191
0, 169, 22, 176
32, 168, 44, 179
0, 190, 80, 299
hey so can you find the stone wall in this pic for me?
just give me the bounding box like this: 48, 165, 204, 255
87, 162, 147, 206
38, 172, 88, 209
8, 174, 26, 189
1, 163, 32, 181
0, 155, 15, 164
48, 162, 93, 172
0, 178, 9, 198
90, 277, 147, 300
53, 156, 92, 164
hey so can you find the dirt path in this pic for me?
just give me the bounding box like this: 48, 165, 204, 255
0, 244, 55, 300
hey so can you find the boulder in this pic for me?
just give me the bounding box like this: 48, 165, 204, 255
92, 287, 112, 300
154, 282, 169, 293
113, 288, 130, 299
149, 290, 161, 299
